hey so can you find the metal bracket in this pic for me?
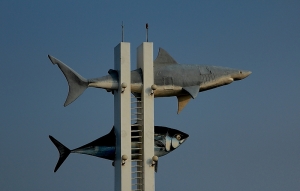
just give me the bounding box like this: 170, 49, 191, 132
121, 155, 128, 165
121, 83, 127, 93
150, 84, 157, 95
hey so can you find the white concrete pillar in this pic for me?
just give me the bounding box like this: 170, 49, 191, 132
114, 42, 131, 191
137, 42, 155, 191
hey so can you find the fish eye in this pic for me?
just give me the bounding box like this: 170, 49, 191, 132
239, 71, 242, 74
176, 135, 181, 140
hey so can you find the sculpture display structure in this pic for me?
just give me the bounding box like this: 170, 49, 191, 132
48, 48, 251, 114
48, 43, 251, 190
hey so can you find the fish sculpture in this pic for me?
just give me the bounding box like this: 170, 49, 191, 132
48, 48, 251, 113
49, 125, 189, 172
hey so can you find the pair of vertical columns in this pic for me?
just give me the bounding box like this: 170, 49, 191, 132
114, 42, 154, 191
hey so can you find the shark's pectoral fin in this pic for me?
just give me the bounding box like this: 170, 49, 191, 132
177, 95, 192, 114
177, 86, 200, 113
182, 86, 199, 99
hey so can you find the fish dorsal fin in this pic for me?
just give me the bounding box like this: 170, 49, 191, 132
182, 86, 199, 99
154, 48, 178, 65
177, 95, 192, 114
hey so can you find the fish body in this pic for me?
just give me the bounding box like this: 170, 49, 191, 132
49, 126, 188, 172
48, 48, 251, 113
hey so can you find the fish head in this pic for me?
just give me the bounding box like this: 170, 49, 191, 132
154, 126, 189, 156
168, 129, 189, 150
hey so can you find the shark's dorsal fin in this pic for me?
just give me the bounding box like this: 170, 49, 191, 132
154, 48, 178, 65
177, 95, 192, 114
182, 86, 199, 99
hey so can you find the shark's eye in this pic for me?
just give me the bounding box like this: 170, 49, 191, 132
176, 135, 181, 140
239, 71, 242, 74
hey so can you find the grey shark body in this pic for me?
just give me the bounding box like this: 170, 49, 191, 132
48, 48, 251, 113
49, 126, 189, 172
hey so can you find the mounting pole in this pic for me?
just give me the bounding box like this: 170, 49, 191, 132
114, 42, 131, 191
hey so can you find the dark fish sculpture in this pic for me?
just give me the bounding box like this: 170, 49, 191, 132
49, 126, 189, 172
48, 48, 251, 113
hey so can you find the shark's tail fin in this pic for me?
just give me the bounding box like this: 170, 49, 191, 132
49, 135, 71, 172
48, 55, 89, 106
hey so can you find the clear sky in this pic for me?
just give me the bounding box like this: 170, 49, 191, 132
1, 1, 299, 191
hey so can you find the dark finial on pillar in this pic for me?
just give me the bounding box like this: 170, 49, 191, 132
146, 23, 149, 42
121, 21, 124, 42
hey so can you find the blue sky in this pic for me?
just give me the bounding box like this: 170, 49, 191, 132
1, 1, 299, 190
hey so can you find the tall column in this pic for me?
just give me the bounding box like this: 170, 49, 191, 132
137, 42, 155, 191
114, 42, 131, 191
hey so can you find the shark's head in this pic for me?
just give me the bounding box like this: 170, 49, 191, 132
199, 66, 251, 92
209, 66, 251, 81
229, 69, 252, 81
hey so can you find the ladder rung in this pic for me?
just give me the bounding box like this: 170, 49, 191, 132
131, 124, 142, 127
131, 112, 142, 115
131, 165, 142, 167
131, 135, 142, 138
131, 101, 142, 103
132, 183, 143, 186
131, 130, 142, 132
132, 177, 143, 180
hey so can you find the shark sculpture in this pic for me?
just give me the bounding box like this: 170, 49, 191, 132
49, 125, 189, 172
48, 48, 251, 113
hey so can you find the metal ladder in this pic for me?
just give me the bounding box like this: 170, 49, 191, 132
131, 95, 144, 191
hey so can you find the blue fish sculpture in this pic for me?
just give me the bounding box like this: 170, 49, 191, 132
49, 126, 189, 172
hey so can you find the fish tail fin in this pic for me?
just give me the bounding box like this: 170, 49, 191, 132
49, 135, 71, 172
48, 55, 89, 106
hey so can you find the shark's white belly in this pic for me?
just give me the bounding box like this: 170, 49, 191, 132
131, 84, 193, 97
